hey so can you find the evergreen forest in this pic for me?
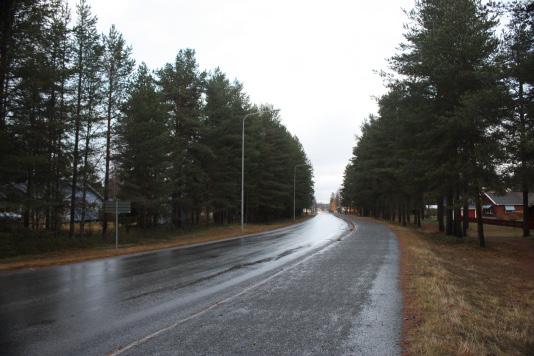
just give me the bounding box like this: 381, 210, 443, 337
341, 0, 534, 246
0, 0, 315, 239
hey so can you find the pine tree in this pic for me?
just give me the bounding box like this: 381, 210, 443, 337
502, 0, 534, 237
44, 0, 73, 232
69, 0, 101, 236
391, 0, 501, 244
7, 0, 56, 229
204, 69, 247, 224
341, 0, 507, 247
158, 49, 207, 228
116, 64, 171, 227
1, 3, 316, 235
245, 109, 313, 222
101, 24, 134, 236
78, 31, 102, 235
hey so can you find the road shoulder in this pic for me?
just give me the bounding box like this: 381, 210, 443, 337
380, 219, 534, 355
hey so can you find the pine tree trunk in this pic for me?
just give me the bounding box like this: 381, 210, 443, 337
70, 41, 84, 237
103, 73, 113, 237
446, 193, 453, 235
24, 106, 36, 229
53, 34, 67, 235
0, 0, 16, 129
139, 207, 146, 228
455, 207, 463, 238
45, 84, 57, 231
79, 183, 87, 235
475, 191, 485, 247
463, 199, 469, 236
437, 196, 445, 232
523, 190, 530, 237
454, 192, 463, 238
79, 120, 91, 235
518, 78, 530, 238
24, 168, 31, 228
53, 150, 61, 234
70, 121, 80, 236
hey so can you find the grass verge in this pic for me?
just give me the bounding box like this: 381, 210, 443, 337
0, 216, 312, 271
381, 220, 534, 355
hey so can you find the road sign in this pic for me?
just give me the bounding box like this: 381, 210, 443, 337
103, 200, 131, 214
102, 200, 131, 249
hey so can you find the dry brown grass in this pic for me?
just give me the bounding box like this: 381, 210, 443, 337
0, 218, 309, 271
386, 221, 534, 355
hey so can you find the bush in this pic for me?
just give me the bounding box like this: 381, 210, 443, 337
0, 229, 103, 259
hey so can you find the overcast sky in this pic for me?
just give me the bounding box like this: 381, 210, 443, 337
77, 0, 416, 203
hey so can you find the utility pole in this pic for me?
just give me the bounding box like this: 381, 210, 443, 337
241, 115, 246, 231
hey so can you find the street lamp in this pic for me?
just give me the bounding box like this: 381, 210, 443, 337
241, 110, 271, 231
293, 163, 306, 221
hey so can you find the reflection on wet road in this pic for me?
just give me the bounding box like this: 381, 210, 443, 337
0, 212, 348, 355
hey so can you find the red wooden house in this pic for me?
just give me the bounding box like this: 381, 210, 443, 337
467, 192, 534, 228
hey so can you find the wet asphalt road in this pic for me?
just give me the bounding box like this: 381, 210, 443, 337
0, 213, 402, 355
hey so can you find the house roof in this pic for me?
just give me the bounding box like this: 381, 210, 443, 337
63, 182, 104, 201
484, 192, 534, 207
0, 181, 103, 202
0, 183, 27, 201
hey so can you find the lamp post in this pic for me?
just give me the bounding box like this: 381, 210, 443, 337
241, 110, 271, 231
293, 163, 306, 221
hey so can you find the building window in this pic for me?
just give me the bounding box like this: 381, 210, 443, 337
505, 205, 516, 213
482, 205, 493, 216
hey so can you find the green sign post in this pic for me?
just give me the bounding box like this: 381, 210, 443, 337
103, 200, 131, 248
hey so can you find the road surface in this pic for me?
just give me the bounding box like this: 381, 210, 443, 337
0, 213, 402, 355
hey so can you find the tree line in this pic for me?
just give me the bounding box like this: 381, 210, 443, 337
341, 0, 533, 246
0, 0, 314, 237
